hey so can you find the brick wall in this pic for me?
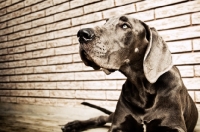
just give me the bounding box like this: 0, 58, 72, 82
0, 0, 200, 108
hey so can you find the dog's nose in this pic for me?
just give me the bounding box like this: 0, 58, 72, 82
77, 28, 95, 43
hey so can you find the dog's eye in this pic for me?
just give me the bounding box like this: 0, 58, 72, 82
122, 24, 129, 29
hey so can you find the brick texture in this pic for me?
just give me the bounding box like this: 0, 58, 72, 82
0, 0, 200, 107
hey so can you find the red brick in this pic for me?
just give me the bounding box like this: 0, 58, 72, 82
0, 8, 6, 16
31, 0, 53, 12
13, 7, 31, 18
183, 78, 200, 90
1, 97, 17, 103
0, 62, 9, 69
7, 1, 24, 12
26, 41, 46, 51
0, 48, 8, 55
14, 22, 31, 32
47, 55, 73, 64
34, 65, 55, 73
56, 63, 82, 72
0, 54, 14, 62
15, 67, 34, 74
193, 39, 200, 51
136, 0, 186, 11
8, 45, 25, 54
0, 1, 6, 7
8, 31, 25, 40
35, 98, 57, 106
17, 36, 32, 46
5, 0, 12, 6
54, 8, 83, 21
177, 66, 194, 77
16, 83, 35, 89
159, 26, 200, 41
84, 0, 114, 14
0, 76, 9, 82
75, 90, 106, 99
55, 99, 83, 107
167, 40, 192, 53
52, 0, 66, 5
10, 90, 27, 96
27, 74, 49, 81
8, 16, 24, 26
8, 60, 26, 68
32, 49, 54, 58
26, 25, 46, 36
25, 10, 45, 22
32, 16, 54, 27
49, 73, 74, 81
50, 90, 75, 98
26, 58, 47, 66
46, 37, 72, 48
192, 12, 200, 25
10, 75, 27, 81
35, 82, 56, 89
73, 53, 82, 62
0, 83, 16, 89
106, 71, 126, 80
173, 53, 200, 65
129, 10, 154, 22
72, 12, 102, 26
70, 0, 84, 8
115, 0, 141, 6
155, 1, 200, 19
106, 91, 121, 100
0, 22, 7, 29
47, 20, 71, 31
45, 6, 57, 16
57, 81, 83, 89
54, 26, 78, 39
74, 71, 105, 80
56, 2, 70, 12
188, 91, 195, 101
194, 65, 200, 76
195, 91, 200, 102
28, 90, 49, 97
55, 45, 78, 55
14, 52, 32, 60
83, 80, 116, 89
0, 27, 13, 35
12, 0, 23, 4
17, 97, 35, 104
0, 69, 15, 75
31, 34, 47, 42
0, 35, 7, 42
146, 15, 190, 31
103, 4, 136, 19
25, 0, 43, 6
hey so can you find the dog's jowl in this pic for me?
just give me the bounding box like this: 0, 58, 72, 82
62, 16, 198, 132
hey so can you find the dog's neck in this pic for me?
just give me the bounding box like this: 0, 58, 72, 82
119, 61, 156, 109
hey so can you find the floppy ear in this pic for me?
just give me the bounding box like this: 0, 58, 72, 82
143, 24, 173, 83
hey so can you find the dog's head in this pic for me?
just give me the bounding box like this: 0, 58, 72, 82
78, 15, 172, 83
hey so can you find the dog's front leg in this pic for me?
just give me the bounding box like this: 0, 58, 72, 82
62, 113, 113, 132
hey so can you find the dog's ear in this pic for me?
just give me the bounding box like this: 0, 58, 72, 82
142, 23, 173, 83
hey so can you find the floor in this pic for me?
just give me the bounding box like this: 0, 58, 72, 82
0, 103, 199, 132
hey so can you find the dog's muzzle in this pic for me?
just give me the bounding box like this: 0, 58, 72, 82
77, 28, 95, 44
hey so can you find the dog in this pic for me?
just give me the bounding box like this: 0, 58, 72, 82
62, 15, 198, 132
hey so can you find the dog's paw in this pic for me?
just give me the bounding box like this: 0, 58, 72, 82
61, 120, 84, 132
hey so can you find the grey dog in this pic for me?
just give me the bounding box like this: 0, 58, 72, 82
62, 15, 198, 132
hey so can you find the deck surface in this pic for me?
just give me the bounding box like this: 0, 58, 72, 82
0, 103, 200, 132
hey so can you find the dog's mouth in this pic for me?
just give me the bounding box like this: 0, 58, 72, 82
80, 49, 115, 75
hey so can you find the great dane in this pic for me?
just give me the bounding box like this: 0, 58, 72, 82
62, 16, 198, 132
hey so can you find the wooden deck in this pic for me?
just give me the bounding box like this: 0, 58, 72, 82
0, 103, 200, 132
